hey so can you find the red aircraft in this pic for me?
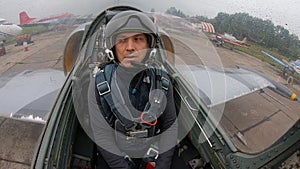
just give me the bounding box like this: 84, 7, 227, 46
211, 33, 249, 49
19, 11, 74, 27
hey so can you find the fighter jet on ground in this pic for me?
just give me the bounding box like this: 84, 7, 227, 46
211, 33, 249, 49
0, 18, 23, 55
0, 18, 22, 42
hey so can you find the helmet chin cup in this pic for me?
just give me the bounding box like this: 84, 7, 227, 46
105, 49, 115, 61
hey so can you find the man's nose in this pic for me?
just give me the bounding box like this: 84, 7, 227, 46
125, 38, 135, 51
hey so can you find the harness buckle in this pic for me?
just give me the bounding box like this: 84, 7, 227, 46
97, 81, 111, 96
127, 129, 148, 138
146, 147, 159, 159
161, 77, 169, 91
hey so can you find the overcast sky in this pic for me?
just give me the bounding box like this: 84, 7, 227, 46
1, 0, 300, 36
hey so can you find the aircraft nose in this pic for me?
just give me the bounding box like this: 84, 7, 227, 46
15, 25, 23, 35
8, 25, 23, 36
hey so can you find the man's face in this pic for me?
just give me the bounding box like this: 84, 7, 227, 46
115, 32, 148, 68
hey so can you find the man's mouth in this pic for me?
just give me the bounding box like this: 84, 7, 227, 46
125, 55, 136, 58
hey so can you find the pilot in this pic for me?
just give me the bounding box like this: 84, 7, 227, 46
88, 10, 178, 169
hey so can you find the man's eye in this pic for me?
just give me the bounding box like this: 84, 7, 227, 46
135, 37, 145, 41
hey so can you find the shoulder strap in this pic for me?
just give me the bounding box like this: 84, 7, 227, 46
160, 69, 170, 92
94, 64, 114, 126
148, 67, 170, 93
95, 64, 136, 130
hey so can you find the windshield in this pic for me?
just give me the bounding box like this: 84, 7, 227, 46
1, 0, 300, 167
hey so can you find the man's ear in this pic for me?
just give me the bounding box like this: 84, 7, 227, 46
111, 46, 118, 62
145, 34, 153, 48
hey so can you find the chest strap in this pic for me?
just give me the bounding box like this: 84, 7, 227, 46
95, 64, 170, 134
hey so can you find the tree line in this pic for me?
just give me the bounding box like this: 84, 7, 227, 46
165, 7, 300, 60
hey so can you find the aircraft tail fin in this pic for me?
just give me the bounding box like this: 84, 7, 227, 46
19, 11, 36, 26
